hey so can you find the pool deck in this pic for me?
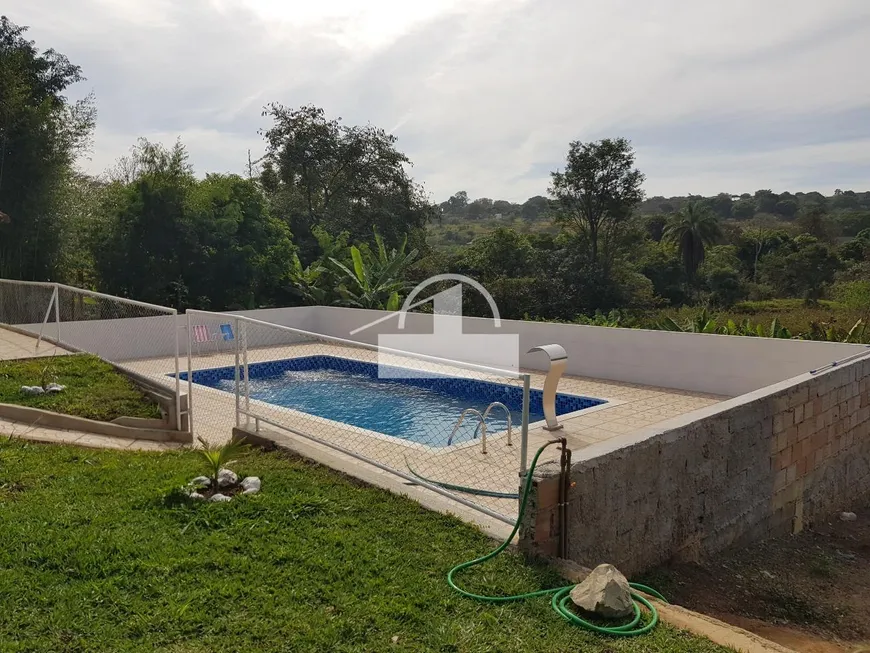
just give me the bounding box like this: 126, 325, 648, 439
120, 341, 725, 522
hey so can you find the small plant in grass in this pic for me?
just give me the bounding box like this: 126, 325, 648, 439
187, 437, 259, 502
40, 361, 58, 391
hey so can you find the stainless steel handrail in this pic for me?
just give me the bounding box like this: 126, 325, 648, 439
479, 401, 512, 447
447, 408, 488, 453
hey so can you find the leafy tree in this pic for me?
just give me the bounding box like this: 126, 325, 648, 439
637, 242, 687, 305
549, 137, 645, 264
754, 189, 779, 214
759, 236, 841, 301
259, 104, 432, 261
839, 228, 870, 262
774, 199, 798, 219
94, 140, 293, 310
455, 227, 535, 280
832, 189, 860, 211
467, 198, 493, 220
709, 193, 734, 220
732, 198, 756, 220
796, 204, 833, 241
521, 196, 549, 221
662, 201, 721, 279
742, 227, 780, 281
330, 230, 418, 310
0, 16, 96, 280
445, 191, 469, 215
705, 267, 746, 307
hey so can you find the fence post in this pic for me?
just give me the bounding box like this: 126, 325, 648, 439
187, 311, 194, 438
242, 320, 250, 425
53, 283, 61, 344
519, 374, 530, 480
174, 311, 181, 431
234, 316, 241, 428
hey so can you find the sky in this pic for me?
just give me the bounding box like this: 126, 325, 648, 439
6, 0, 870, 203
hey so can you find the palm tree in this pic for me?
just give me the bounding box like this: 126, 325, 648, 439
663, 202, 721, 279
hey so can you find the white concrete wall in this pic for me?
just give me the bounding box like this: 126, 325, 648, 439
12, 304, 867, 397
12, 306, 319, 362
297, 306, 866, 397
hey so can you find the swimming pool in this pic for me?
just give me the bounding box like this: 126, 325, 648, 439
180, 355, 606, 446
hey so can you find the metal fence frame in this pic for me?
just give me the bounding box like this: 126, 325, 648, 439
0, 279, 184, 431
186, 309, 531, 524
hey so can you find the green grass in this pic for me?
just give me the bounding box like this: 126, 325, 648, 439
0, 354, 161, 422
0, 441, 729, 653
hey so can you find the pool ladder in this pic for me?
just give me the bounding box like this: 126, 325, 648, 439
447, 402, 512, 454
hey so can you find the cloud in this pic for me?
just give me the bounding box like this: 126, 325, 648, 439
6, 0, 870, 201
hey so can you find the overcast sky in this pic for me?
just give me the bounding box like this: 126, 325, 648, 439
6, 0, 870, 202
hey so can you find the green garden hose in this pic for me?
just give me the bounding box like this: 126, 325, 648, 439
405, 457, 519, 499
447, 440, 667, 637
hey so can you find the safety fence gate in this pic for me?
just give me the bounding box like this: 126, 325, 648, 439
0, 279, 186, 431
184, 309, 531, 524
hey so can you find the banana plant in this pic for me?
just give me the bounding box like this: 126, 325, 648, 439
656, 309, 719, 333
330, 230, 418, 311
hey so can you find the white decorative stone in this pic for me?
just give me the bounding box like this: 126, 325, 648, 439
217, 468, 238, 488
45, 383, 66, 393
20, 386, 45, 395
209, 493, 231, 502
240, 476, 261, 493
189, 492, 206, 500
191, 476, 211, 488
570, 564, 634, 618
840, 511, 858, 521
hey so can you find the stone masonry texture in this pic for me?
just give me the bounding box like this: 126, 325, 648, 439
520, 357, 870, 576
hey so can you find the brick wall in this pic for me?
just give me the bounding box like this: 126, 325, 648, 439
520, 356, 870, 576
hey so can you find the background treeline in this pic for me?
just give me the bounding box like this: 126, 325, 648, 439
1, 17, 868, 342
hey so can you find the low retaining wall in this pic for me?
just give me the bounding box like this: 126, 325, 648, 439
0, 403, 192, 443
521, 355, 870, 576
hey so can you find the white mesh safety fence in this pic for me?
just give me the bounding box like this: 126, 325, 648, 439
185, 309, 529, 523
0, 279, 184, 429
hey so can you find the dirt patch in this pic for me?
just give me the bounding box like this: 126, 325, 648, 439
641, 504, 870, 653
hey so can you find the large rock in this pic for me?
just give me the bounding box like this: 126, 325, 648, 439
240, 476, 261, 493
217, 468, 238, 488
191, 476, 211, 488
209, 493, 231, 502
570, 564, 634, 618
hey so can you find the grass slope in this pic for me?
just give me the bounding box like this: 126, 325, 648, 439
0, 442, 728, 653
0, 354, 160, 422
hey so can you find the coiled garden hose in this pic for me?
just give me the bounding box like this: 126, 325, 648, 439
447, 440, 667, 637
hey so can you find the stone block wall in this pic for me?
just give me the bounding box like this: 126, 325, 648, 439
521, 356, 870, 576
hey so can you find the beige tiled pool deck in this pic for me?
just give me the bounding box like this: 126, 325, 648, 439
0, 328, 725, 523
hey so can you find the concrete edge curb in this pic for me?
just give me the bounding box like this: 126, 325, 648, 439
0, 403, 192, 443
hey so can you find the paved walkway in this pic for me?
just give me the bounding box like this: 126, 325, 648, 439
0, 327, 72, 360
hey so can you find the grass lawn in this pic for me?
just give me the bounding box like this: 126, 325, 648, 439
0, 354, 160, 422
0, 441, 729, 653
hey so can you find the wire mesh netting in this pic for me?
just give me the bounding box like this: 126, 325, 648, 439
185, 310, 527, 522
0, 279, 183, 428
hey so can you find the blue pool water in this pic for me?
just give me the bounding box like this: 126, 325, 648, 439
180, 356, 605, 446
